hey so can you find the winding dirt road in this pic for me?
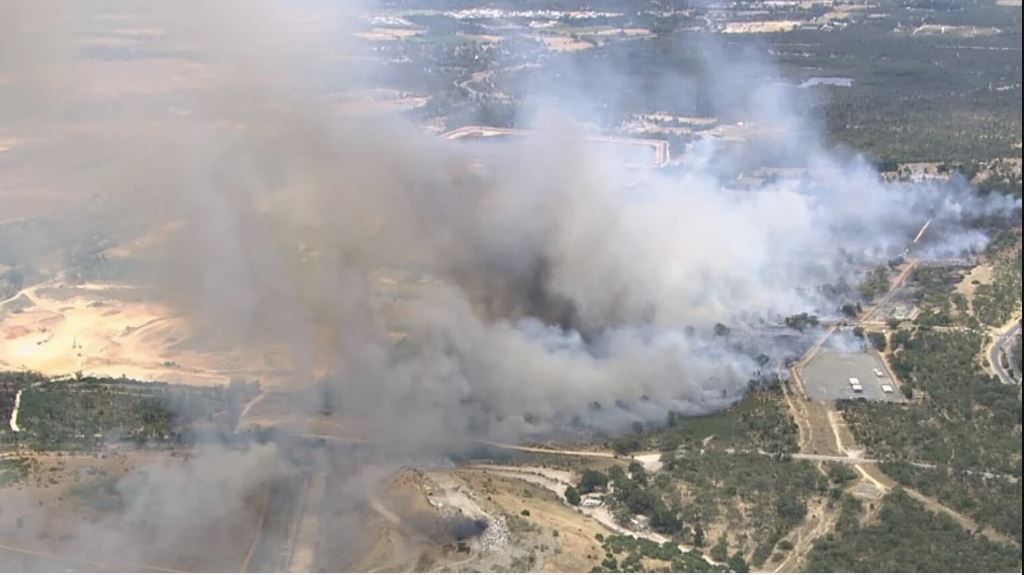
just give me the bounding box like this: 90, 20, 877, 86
776, 251, 1021, 567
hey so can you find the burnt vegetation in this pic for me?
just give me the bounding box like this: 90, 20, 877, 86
647, 385, 799, 455
838, 231, 1022, 549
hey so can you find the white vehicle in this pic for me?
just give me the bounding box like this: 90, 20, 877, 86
851, 383, 864, 393
881, 384, 894, 394
848, 377, 860, 386
873, 368, 885, 377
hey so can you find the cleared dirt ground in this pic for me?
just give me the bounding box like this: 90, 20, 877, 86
0, 450, 263, 572
317, 464, 617, 573
320, 467, 495, 572
955, 262, 994, 314
0, 282, 294, 388
453, 467, 612, 572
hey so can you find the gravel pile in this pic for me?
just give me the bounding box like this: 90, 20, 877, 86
479, 515, 509, 552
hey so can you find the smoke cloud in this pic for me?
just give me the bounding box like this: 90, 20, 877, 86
2, 0, 1016, 565
1, 1, 1017, 451
2, 1, 1019, 569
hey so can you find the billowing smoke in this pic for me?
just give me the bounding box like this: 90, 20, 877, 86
1, 1, 1017, 454
2, 2, 1019, 569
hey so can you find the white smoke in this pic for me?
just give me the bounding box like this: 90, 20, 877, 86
0, 1, 1017, 451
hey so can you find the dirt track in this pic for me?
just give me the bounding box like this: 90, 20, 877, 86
0, 281, 294, 388
770, 493, 839, 573
466, 464, 724, 568
776, 253, 1020, 566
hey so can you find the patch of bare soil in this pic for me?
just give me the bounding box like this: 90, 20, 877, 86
353, 28, 423, 41
0, 450, 262, 571
723, 20, 800, 34
324, 468, 474, 572
344, 513, 424, 572
955, 263, 994, 314
454, 468, 611, 572
537, 35, 594, 52
0, 281, 297, 388
340, 464, 612, 572
803, 401, 843, 457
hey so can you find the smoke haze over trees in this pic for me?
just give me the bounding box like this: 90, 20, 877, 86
0, 1, 1018, 449
0, 1, 1020, 569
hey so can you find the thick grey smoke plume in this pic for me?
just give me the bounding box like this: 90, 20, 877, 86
2, 3, 1019, 569
1, 1, 1016, 455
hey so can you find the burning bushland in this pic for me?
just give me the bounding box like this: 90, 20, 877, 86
0, 2, 1019, 570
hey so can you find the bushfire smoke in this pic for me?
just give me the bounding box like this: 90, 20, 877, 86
2, 1, 1019, 569
1, 2, 1016, 451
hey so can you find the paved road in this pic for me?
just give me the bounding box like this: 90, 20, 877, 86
989, 320, 1022, 386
